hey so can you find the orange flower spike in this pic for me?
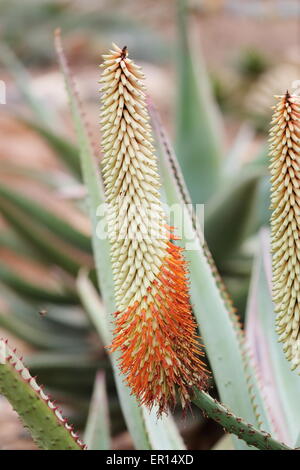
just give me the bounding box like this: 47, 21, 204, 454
99, 43, 208, 415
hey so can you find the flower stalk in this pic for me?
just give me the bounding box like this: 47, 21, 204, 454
269, 91, 300, 370
99, 43, 208, 415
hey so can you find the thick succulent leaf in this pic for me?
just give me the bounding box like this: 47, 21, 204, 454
0, 229, 45, 260
0, 43, 59, 127
0, 161, 64, 188
0, 182, 91, 253
254, 175, 271, 230
0, 264, 78, 304
0, 284, 90, 352
223, 123, 256, 177
246, 229, 300, 447
0, 198, 92, 275
212, 434, 234, 450
0, 340, 85, 450
26, 352, 106, 373
175, 0, 223, 203
23, 119, 82, 178
84, 372, 110, 450
204, 168, 263, 267
0, 44, 82, 177
205, 173, 263, 259
248, 144, 269, 170
193, 390, 290, 450
27, 353, 104, 399
0, 310, 90, 352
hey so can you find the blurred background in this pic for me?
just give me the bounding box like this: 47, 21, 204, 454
0, 0, 299, 450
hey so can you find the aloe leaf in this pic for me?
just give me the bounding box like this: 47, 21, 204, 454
0, 264, 78, 304
212, 434, 234, 450
141, 407, 185, 450
22, 119, 82, 178
0, 310, 89, 352
26, 353, 108, 400
0, 312, 61, 350
175, 0, 223, 203
0, 161, 65, 188
77, 270, 111, 346
222, 272, 250, 317
0, 43, 59, 127
0, 284, 90, 351
256, 176, 271, 228
248, 143, 269, 170
26, 373, 97, 400
0, 182, 91, 253
0, 339, 85, 450
0, 198, 91, 275
25, 352, 106, 372
84, 372, 110, 450
223, 122, 255, 177
55, 31, 185, 450
204, 168, 263, 266
150, 105, 272, 448
246, 229, 300, 447
0, 229, 44, 260
0, 43, 81, 177
193, 391, 290, 450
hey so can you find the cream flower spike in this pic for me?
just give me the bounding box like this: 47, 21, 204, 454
99, 43, 208, 415
270, 90, 300, 370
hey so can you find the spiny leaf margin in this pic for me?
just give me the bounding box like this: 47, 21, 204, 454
0, 339, 85, 450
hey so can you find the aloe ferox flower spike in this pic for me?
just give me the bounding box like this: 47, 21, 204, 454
99, 43, 208, 415
270, 91, 300, 370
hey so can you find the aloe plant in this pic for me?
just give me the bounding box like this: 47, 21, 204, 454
175, 0, 223, 204
0, 5, 299, 452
